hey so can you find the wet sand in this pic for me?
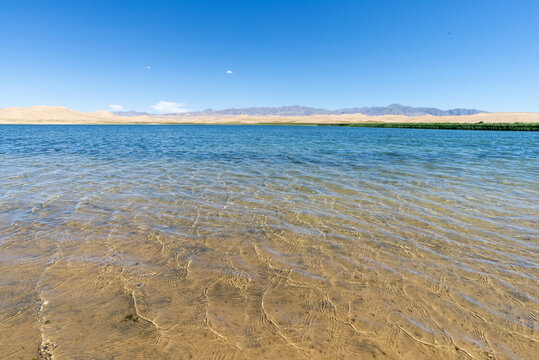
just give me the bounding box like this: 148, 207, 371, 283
0, 125, 537, 359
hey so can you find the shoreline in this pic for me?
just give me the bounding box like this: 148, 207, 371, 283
0, 122, 538, 131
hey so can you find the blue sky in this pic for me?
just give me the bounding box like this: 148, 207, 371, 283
1, 0, 538, 113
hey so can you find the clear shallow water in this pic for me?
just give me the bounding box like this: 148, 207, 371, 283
0, 125, 537, 359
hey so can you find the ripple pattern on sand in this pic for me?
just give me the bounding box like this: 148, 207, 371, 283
0, 125, 538, 359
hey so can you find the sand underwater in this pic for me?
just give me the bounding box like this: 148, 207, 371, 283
0, 125, 537, 359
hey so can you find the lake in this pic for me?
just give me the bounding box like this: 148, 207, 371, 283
0, 125, 537, 359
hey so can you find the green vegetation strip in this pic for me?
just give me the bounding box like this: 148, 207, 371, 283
316, 123, 539, 131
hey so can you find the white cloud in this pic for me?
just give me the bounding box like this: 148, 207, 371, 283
109, 104, 124, 111
146, 65, 151, 70
151, 101, 189, 114
226, 70, 233, 74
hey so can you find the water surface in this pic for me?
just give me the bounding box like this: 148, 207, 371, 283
0, 125, 538, 359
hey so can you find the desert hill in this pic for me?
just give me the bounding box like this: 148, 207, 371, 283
1, 105, 537, 125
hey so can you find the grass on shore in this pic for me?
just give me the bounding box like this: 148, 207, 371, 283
315, 122, 539, 131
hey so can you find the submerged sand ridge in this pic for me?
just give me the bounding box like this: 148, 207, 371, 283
1, 105, 539, 124
0, 126, 537, 359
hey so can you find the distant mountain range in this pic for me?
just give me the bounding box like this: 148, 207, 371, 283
114, 104, 487, 117
113, 111, 151, 116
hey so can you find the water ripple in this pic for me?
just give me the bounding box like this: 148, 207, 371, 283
0, 125, 537, 359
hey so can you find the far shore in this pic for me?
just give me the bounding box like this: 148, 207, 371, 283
1, 106, 539, 129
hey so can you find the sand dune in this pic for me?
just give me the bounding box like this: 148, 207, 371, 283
0, 105, 538, 124
0, 106, 121, 123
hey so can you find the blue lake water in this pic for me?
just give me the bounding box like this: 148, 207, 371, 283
0, 125, 538, 359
